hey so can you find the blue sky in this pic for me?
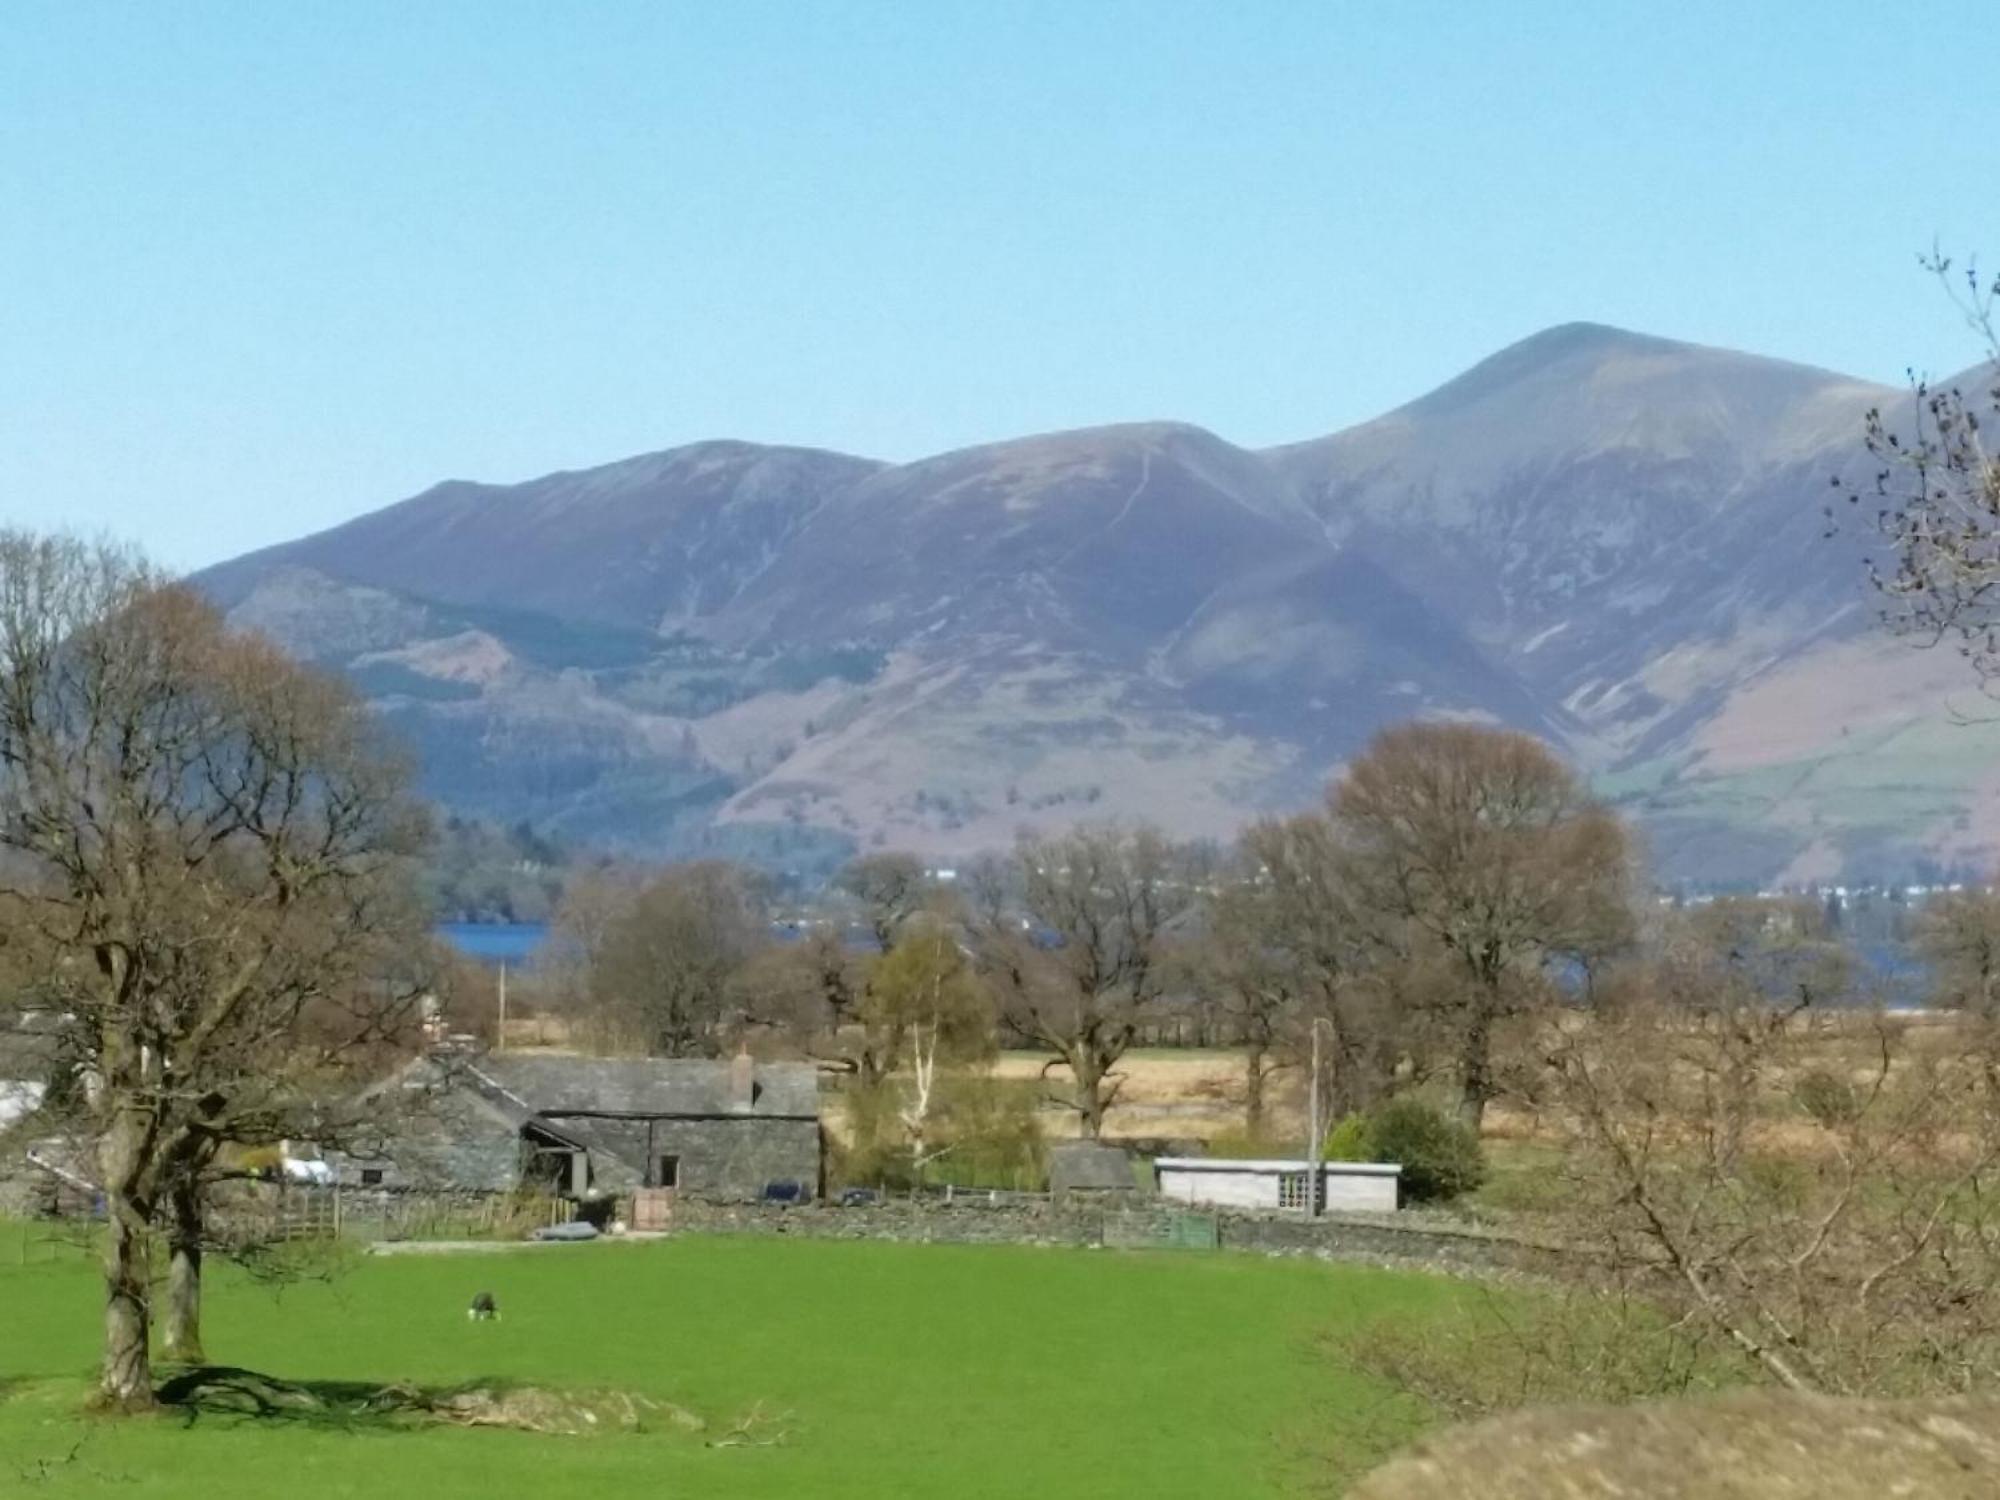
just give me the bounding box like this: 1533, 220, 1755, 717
3, 3, 1995, 570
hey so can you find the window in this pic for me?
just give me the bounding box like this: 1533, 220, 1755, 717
360, 1168, 384, 1187
654, 1155, 680, 1190
1277, 1171, 1309, 1210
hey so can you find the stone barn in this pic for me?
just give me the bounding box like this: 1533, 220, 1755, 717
347, 1051, 821, 1203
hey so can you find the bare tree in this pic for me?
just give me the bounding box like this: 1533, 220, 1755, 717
1332, 722, 1633, 1129
729, 927, 904, 1118
978, 824, 1190, 1137
0, 533, 430, 1407
587, 861, 766, 1057
1543, 974, 2000, 1396
150, 918, 440, 1365
1914, 887, 2000, 1019
1684, 894, 1853, 1009
836, 852, 929, 952
542, 865, 642, 1029
1834, 253, 2000, 694
1238, 815, 1422, 1124
1187, 868, 1303, 1138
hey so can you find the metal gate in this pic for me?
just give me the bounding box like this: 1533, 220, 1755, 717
629, 1188, 675, 1232
1103, 1209, 1217, 1251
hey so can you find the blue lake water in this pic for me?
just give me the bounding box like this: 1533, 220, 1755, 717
439, 921, 548, 965
437, 918, 884, 967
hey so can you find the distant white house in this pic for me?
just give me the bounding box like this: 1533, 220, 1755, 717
1153, 1157, 1401, 1213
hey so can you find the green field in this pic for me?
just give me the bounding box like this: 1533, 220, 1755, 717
0, 1224, 1454, 1498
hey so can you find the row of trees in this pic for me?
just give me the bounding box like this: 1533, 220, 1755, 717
526, 721, 1636, 1160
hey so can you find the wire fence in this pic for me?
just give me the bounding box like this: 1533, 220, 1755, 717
210, 1184, 570, 1245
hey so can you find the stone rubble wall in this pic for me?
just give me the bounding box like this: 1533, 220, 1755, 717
664, 1195, 1574, 1277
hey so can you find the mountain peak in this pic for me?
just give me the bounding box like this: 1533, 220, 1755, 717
1404, 322, 1880, 424
912, 419, 1231, 471
1507, 320, 1675, 356
411, 437, 884, 498
1408, 323, 1708, 417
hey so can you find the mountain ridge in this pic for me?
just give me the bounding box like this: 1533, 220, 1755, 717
197, 322, 1998, 886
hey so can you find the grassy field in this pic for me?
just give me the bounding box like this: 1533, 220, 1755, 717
0, 1223, 1456, 1498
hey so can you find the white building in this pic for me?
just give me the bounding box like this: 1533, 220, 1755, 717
1153, 1157, 1401, 1213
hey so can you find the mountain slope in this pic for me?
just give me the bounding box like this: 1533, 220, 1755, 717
198, 326, 1997, 885
1268, 323, 1892, 755
204, 441, 886, 632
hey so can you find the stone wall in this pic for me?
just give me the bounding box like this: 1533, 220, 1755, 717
539, 1114, 817, 1198
641, 1115, 822, 1201
1211, 1209, 1574, 1277
338, 1103, 821, 1202
662, 1195, 1572, 1277
669, 1195, 1088, 1246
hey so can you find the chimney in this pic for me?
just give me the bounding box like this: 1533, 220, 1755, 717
729, 1049, 755, 1113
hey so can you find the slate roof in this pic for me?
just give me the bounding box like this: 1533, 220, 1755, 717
461, 1054, 820, 1120
1049, 1139, 1143, 1193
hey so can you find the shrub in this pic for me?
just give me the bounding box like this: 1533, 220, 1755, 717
1367, 1098, 1485, 1203
928, 1075, 1048, 1191
1322, 1113, 1376, 1162
1793, 1068, 1861, 1127
830, 1074, 1049, 1192
1332, 1284, 1736, 1428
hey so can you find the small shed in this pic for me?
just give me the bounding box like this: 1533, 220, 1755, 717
1153, 1157, 1401, 1213
1049, 1140, 1144, 1205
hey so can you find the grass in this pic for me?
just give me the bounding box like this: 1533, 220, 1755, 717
0, 1221, 1457, 1499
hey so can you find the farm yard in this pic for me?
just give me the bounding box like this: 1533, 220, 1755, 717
0, 1225, 1457, 1499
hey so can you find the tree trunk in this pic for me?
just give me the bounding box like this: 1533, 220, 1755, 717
95, 1086, 158, 1412
1329, 1025, 1389, 1120
162, 1176, 205, 1365
1072, 1049, 1108, 1138
1456, 1004, 1494, 1131
99, 1208, 154, 1410
1243, 1045, 1268, 1139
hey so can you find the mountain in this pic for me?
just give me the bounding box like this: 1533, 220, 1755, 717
197, 325, 2000, 886
1272, 323, 1886, 749
204, 441, 886, 631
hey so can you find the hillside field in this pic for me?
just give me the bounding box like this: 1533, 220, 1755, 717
0, 1224, 1457, 1498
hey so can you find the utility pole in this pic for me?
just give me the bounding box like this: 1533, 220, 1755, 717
1306, 1016, 1326, 1217
497, 961, 508, 1053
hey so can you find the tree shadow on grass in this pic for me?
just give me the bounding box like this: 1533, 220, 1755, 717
155, 1367, 708, 1439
